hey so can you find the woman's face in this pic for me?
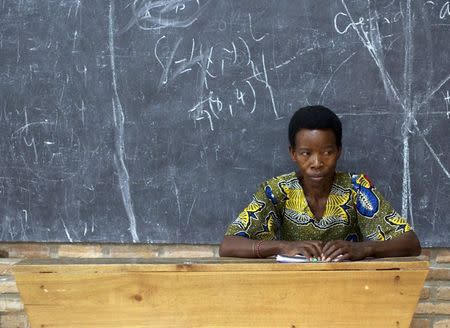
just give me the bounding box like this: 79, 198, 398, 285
289, 129, 341, 186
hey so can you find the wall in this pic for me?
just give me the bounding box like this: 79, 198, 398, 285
0, 244, 448, 328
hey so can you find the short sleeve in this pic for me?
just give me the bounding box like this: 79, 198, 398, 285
351, 174, 412, 241
224, 182, 282, 240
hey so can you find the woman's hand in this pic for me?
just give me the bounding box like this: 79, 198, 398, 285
321, 240, 369, 262
279, 240, 324, 259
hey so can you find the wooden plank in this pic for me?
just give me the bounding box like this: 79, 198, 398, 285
13, 257, 429, 273
13, 259, 428, 328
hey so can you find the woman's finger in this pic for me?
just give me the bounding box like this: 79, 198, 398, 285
325, 247, 345, 262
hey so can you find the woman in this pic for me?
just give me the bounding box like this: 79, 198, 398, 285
219, 105, 421, 261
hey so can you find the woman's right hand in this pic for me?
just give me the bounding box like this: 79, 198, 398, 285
278, 240, 324, 259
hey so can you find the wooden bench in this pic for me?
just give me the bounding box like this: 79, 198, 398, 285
13, 257, 428, 327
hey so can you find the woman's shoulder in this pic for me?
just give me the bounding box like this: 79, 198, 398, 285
263, 172, 298, 187
334, 172, 376, 189
257, 172, 299, 204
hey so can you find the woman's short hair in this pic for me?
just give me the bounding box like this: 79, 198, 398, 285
288, 105, 342, 148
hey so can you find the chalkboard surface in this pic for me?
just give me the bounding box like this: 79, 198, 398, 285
1, 0, 449, 246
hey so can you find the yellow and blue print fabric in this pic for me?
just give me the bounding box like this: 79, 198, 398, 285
225, 172, 411, 242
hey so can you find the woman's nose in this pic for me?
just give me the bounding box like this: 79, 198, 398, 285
310, 154, 323, 168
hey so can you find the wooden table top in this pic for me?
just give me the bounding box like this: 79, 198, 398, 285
13, 256, 429, 273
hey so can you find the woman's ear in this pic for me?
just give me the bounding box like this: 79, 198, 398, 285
289, 146, 296, 162
337, 146, 342, 160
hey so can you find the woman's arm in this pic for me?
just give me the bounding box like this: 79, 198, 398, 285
364, 230, 421, 258
219, 235, 324, 259
348, 174, 422, 261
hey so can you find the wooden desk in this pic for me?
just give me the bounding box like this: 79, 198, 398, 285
13, 257, 428, 328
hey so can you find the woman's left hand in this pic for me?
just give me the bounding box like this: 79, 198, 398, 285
321, 240, 369, 262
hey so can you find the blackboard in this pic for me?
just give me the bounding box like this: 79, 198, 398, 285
1, 0, 449, 246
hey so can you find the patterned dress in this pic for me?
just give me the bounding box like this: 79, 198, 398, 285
225, 172, 411, 242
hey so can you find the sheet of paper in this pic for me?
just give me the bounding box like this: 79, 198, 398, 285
276, 254, 311, 263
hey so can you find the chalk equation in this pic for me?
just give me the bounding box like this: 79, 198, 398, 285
154, 34, 281, 130
150, 25, 284, 130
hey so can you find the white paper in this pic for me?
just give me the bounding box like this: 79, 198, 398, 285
275, 254, 310, 263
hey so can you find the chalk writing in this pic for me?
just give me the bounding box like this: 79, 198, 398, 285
122, 0, 210, 32
249, 13, 267, 41
444, 90, 450, 118
334, 7, 403, 37
11, 118, 82, 181
440, 1, 450, 19
153, 33, 280, 130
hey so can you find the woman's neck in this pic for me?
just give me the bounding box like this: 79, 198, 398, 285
297, 172, 335, 200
